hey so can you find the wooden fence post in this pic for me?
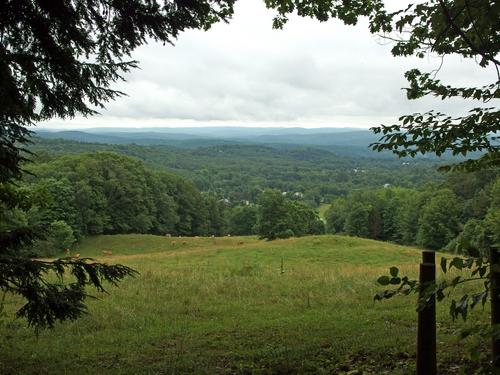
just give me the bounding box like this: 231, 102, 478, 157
417, 250, 437, 375
490, 245, 500, 369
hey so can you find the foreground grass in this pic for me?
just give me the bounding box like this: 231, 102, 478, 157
1, 235, 488, 374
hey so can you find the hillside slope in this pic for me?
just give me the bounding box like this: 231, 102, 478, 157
29, 137, 444, 203
1, 235, 485, 374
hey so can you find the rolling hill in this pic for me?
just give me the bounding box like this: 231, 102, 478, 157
1, 234, 486, 374
34, 127, 385, 157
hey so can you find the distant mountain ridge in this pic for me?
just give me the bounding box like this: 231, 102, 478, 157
34, 127, 383, 158
29, 136, 445, 204
69, 126, 365, 136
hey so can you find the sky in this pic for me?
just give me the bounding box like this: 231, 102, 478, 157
42, 0, 496, 130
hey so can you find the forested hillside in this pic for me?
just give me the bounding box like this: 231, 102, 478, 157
34, 128, 384, 157
30, 137, 443, 205
8, 153, 227, 256
11, 150, 325, 256
21, 136, 498, 258
36, 127, 485, 159
325, 169, 500, 256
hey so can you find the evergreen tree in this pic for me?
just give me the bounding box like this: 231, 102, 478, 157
0, 0, 234, 329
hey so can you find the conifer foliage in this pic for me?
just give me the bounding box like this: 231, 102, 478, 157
0, 0, 234, 329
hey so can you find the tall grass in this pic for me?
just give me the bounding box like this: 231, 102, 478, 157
0, 235, 487, 374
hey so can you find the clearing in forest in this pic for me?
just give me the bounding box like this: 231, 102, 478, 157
1, 235, 485, 374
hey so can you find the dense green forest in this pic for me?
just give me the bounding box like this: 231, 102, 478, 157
34, 128, 387, 157
16, 136, 496, 258
5, 152, 219, 255
30, 137, 444, 205
325, 170, 500, 256
10, 150, 324, 255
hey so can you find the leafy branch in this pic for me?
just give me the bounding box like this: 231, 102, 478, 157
374, 256, 490, 321
371, 108, 500, 171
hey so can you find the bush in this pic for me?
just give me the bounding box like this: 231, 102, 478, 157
276, 229, 295, 239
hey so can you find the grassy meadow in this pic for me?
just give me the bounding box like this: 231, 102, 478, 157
317, 204, 331, 222
0, 235, 488, 374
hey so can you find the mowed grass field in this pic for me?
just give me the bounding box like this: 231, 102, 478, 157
0, 235, 488, 374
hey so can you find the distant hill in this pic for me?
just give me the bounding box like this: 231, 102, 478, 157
29, 137, 445, 204
35, 127, 385, 158
246, 131, 379, 147
35, 126, 486, 160
34, 129, 229, 147
80, 126, 364, 137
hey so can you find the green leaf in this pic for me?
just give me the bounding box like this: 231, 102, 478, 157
450, 299, 457, 320
450, 257, 464, 270
389, 277, 401, 285
436, 289, 445, 301
390, 266, 399, 277
440, 257, 447, 274
451, 276, 461, 286
479, 266, 487, 278
377, 276, 391, 286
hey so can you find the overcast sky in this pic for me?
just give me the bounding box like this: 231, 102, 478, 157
42, 0, 496, 129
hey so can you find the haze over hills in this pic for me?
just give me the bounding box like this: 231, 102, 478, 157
34, 127, 385, 158
57, 126, 366, 136
36, 126, 487, 160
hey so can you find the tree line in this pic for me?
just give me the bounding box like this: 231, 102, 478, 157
30, 137, 445, 206
325, 169, 500, 256
9, 152, 225, 256
14, 149, 498, 258
7, 152, 324, 256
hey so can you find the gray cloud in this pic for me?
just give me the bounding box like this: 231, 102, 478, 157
43, 0, 496, 129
